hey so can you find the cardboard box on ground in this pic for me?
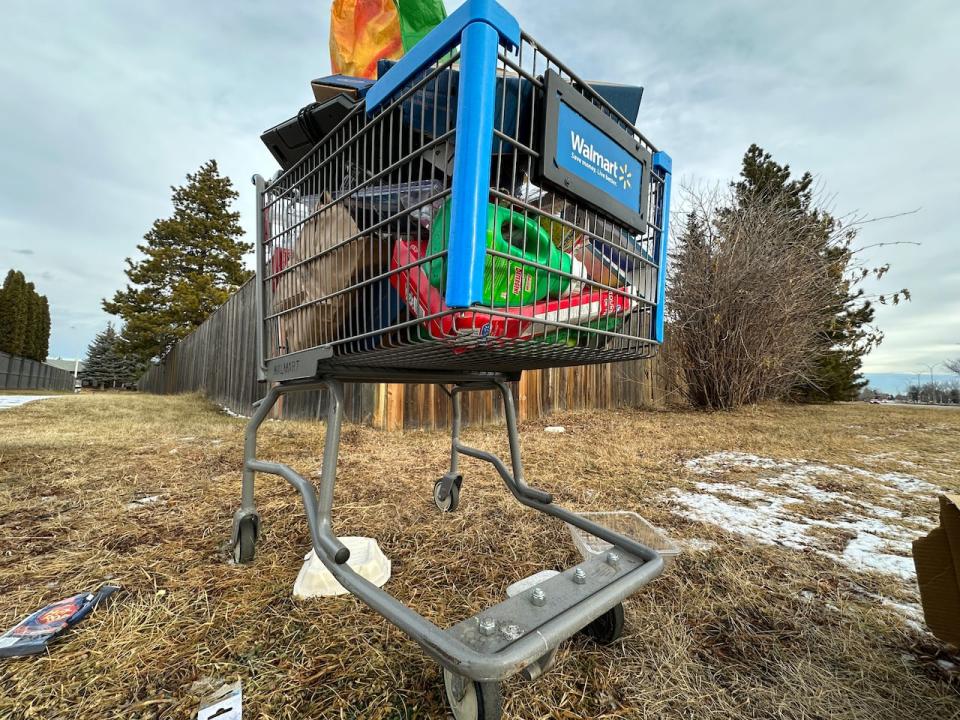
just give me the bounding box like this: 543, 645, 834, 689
913, 495, 960, 646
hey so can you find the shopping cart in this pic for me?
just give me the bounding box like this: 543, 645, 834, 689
232, 1, 672, 716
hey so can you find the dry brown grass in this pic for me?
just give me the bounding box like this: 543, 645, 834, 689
1, 393, 959, 719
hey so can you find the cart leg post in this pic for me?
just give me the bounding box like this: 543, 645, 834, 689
231, 385, 282, 562
449, 390, 462, 478
315, 379, 350, 563
434, 388, 464, 511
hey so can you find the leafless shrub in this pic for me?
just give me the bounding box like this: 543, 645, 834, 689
667, 183, 843, 409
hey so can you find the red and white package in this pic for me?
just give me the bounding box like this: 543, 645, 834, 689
389, 239, 636, 346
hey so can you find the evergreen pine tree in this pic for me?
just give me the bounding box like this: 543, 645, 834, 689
103, 160, 252, 362
82, 324, 143, 388
22, 282, 40, 361
0, 270, 29, 356
37, 296, 51, 362
731, 144, 880, 401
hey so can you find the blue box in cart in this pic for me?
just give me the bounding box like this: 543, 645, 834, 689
376, 59, 534, 156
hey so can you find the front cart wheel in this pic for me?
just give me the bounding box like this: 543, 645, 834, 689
443, 669, 502, 720
234, 518, 256, 564
433, 478, 461, 512
579, 602, 625, 645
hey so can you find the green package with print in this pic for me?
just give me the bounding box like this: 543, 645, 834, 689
426, 200, 572, 307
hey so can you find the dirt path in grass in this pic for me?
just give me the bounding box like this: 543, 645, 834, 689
0, 393, 958, 719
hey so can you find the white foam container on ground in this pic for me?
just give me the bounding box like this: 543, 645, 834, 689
567, 511, 681, 565
293, 536, 391, 598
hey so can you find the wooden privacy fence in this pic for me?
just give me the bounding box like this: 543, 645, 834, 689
0, 351, 75, 392
138, 280, 669, 429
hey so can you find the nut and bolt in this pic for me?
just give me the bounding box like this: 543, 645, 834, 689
530, 587, 547, 606
573, 568, 587, 584
478, 617, 497, 636
606, 551, 621, 567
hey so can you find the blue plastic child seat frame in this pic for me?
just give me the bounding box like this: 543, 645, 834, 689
365, 0, 672, 345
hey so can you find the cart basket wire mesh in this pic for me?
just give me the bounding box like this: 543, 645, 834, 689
255, 0, 672, 382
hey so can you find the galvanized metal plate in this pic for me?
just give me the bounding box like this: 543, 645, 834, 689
446, 552, 643, 654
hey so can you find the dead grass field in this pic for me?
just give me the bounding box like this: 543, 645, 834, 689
1, 392, 959, 719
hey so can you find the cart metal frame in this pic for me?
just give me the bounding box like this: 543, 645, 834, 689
233, 0, 672, 714
231, 367, 663, 685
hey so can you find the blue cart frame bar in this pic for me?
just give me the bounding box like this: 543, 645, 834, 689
652, 151, 672, 344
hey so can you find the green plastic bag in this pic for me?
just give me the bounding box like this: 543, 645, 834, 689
396, 0, 447, 52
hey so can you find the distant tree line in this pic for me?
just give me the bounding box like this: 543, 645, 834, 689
0, 269, 51, 362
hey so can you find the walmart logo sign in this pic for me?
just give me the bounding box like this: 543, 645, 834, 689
570, 132, 632, 190
555, 102, 642, 215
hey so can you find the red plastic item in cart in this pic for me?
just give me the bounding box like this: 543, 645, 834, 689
389, 239, 635, 346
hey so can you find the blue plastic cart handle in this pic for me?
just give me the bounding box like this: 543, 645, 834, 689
652, 151, 672, 344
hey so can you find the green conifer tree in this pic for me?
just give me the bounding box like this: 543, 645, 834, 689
731, 145, 893, 401
103, 160, 252, 362
82, 324, 143, 388
0, 270, 29, 356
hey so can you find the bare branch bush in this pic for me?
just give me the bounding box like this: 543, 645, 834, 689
667, 182, 844, 409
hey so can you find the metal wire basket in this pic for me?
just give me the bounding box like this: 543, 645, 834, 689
254, 8, 671, 382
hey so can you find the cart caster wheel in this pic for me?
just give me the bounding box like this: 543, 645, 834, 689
433, 477, 461, 513
579, 602, 625, 645
443, 669, 502, 720
234, 518, 257, 564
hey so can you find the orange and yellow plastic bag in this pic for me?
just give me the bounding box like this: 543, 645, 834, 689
330, 0, 447, 79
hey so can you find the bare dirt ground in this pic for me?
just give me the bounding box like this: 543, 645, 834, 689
0, 393, 958, 719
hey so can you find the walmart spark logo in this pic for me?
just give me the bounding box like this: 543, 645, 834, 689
619, 163, 632, 190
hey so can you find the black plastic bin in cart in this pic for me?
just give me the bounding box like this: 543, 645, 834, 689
233, 1, 672, 717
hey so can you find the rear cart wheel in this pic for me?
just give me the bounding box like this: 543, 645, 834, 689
443, 669, 502, 720
579, 602, 625, 645
234, 518, 256, 564
433, 477, 461, 512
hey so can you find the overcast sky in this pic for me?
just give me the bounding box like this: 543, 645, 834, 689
1, 0, 957, 372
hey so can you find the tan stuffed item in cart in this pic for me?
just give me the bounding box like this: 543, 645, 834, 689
274, 193, 370, 354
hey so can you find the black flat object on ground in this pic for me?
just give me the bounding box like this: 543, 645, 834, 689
261, 95, 356, 171
0, 585, 120, 658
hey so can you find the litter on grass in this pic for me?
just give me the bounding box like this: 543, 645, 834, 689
293, 537, 391, 598
0, 586, 120, 657
197, 680, 242, 720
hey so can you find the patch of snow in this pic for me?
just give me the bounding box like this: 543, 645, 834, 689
544, 426, 566, 433
126, 494, 165, 510
672, 451, 939, 586
683, 538, 717, 552
0, 395, 56, 410
220, 405, 249, 419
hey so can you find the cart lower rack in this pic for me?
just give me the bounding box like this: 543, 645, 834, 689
233, 1, 672, 717
232, 370, 663, 718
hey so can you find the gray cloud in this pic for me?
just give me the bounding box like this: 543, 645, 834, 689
1, 0, 957, 370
